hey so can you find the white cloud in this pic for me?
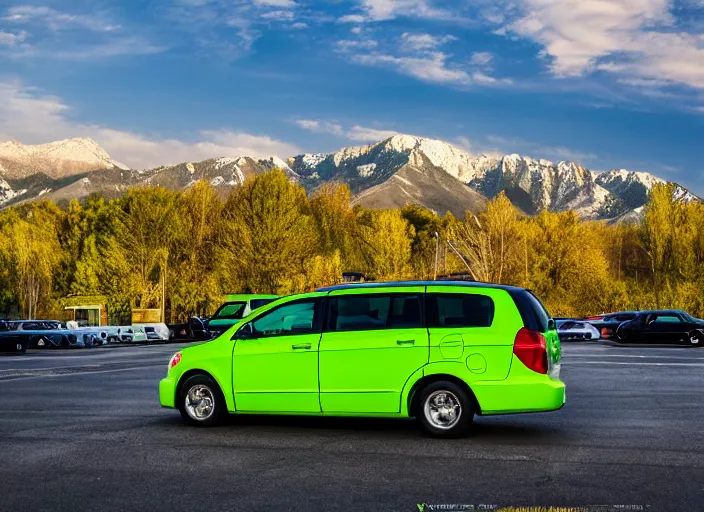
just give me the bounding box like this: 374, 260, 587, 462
346, 125, 398, 141
354, 51, 474, 85
3, 6, 121, 32
290, 22, 308, 29
0, 5, 165, 59
294, 119, 344, 136
336, 39, 378, 51
400, 33, 456, 51
358, 0, 449, 21
470, 51, 493, 67
0, 30, 28, 46
336, 32, 511, 89
495, 0, 704, 89
253, 0, 297, 7
294, 119, 397, 142
260, 10, 295, 21
338, 14, 367, 23
0, 81, 301, 169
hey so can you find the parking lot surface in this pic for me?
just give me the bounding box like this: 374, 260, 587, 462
1, 343, 703, 511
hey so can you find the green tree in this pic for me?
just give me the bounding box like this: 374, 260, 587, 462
219, 169, 320, 295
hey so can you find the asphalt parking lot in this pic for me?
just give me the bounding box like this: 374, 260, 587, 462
1, 343, 703, 512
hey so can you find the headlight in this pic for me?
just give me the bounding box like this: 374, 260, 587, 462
168, 352, 182, 371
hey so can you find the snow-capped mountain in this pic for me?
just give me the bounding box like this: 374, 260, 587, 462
289, 135, 626, 218
0, 134, 700, 219
0, 138, 128, 181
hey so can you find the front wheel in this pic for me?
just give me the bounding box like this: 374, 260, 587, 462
417, 381, 474, 437
178, 375, 227, 427
688, 330, 703, 346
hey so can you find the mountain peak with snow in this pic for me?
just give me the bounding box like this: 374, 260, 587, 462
0, 137, 128, 181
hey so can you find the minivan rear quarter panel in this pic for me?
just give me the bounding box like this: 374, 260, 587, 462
424, 285, 524, 382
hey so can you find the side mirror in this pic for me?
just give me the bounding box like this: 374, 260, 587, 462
234, 322, 254, 340
547, 319, 556, 331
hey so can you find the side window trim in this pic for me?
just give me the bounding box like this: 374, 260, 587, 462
248, 298, 322, 338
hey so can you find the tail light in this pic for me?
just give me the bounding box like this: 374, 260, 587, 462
168, 352, 182, 370
513, 328, 548, 374
586, 315, 604, 321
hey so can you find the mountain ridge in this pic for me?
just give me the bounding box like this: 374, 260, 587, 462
0, 135, 700, 220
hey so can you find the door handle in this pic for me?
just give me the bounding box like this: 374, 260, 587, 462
396, 339, 415, 345
292, 343, 312, 350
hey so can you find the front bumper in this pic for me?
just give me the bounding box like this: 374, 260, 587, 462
159, 377, 177, 408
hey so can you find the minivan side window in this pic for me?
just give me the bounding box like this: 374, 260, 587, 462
251, 300, 319, 337
328, 294, 423, 332
389, 295, 422, 329
329, 296, 390, 332
426, 294, 495, 328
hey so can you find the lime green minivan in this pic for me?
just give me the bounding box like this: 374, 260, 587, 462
159, 282, 565, 436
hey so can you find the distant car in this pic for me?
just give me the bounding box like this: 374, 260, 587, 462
0, 322, 29, 353
1, 320, 93, 349
119, 324, 170, 343
556, 319, 600, 342
615, 310, 704, 346
168, 295, 278, 341
586, 312, 638, 339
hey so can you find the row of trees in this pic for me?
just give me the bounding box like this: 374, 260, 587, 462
1, 169, 702, 322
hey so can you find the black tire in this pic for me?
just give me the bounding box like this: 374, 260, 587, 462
177, 374, 227, 427
615, 325, 629, 342
688, 330, 703, 346
416, 380, 474, 437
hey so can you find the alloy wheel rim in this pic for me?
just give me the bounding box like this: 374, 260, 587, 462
185, 384, 215, 421
423, 390, 462, 430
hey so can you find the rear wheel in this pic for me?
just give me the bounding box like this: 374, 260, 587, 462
615, 325, 629, 342
417, 381, 474, 437
178, 374, 227, 427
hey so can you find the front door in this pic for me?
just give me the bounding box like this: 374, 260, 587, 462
647, 313, 688, 343
319, 290, 429, 414
233, 298, 323, 413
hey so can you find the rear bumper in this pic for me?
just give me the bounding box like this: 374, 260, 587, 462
159, 377, 177, 408
473, 377, 566, 415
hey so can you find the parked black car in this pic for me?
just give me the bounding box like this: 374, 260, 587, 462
586, 311, 639, 339
0, 323, 28, 353
168, 317, 214, 342
614, 310, 704, 346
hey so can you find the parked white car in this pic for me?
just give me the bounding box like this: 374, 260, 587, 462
118, 323, 170, 343
556, 319, 600, 341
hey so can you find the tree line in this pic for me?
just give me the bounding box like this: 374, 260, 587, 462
0, 169, 702, 323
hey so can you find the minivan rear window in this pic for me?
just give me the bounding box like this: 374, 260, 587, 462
425, 294, 495, 328
510, 290, 551, 332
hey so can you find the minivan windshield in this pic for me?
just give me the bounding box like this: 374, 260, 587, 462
212, 302, 247, 320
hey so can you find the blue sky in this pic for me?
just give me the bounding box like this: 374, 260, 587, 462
0, 0, 703, 193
